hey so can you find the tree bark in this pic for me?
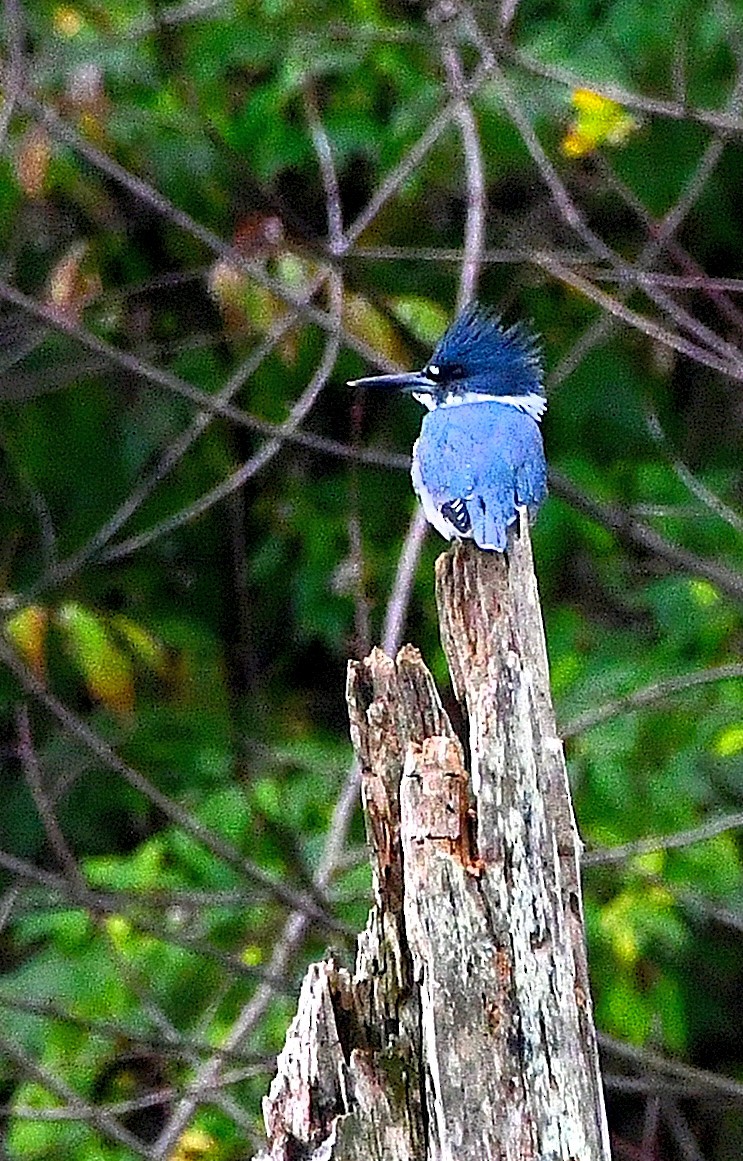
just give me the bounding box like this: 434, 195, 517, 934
259, 525, 611, 1160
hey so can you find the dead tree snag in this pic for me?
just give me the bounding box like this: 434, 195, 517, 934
259, 526, 611, 1161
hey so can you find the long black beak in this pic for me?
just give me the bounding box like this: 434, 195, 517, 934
347, 370, 432, 393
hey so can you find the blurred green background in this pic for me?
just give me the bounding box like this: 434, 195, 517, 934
1, 0, 743, 1157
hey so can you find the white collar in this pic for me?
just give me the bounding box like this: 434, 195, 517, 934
413, 390, 546, 421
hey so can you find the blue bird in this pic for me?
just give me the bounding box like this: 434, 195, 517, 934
348, 302, 547, 551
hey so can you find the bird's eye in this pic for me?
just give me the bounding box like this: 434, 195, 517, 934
425, 364, 441, 380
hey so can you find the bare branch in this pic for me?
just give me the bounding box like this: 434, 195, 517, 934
583, 810, 743, 866
340, 53, 493, 252
0, 636, 346, 932
153, 456, 429, 1161
0, 0, 24, 149
438, 29, 487, 308
0, 992, 269, 1066
662, 1101, 708, 1161
644, 409, 743, 535
15, 704, 85, 889
12, 92, 385, 359
381, 507, 429, 655
550, 469, 743, 606
508, 45, 743, 134
304, 86, 345, 255
599, 1033, 743, 1103
100, 278, 344, 562
0, 1032, 153, 1158
0, 278, 406, 474
561, 663, 743, 738
465, 6, 743, 375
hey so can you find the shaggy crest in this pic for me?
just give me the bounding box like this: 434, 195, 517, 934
427, 302, 543, 397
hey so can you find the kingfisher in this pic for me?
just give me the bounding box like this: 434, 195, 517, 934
348, 302, 547, 551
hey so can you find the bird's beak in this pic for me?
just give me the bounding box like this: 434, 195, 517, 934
347, 370, 431, 393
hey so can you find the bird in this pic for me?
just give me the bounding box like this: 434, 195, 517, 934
348, 302, 547, 551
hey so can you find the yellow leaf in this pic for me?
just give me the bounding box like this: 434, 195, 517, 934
631, 850, 666, 877
714, 724, 743, 758
344, 293, 411, 369
689, 579, 718, 607
104, 915, 132, 949
57, 602, 135, 716
389, 296, 450, 346
171, 1128, 216, 1160
5, 605, 48, 679
110, 614, 169, 676
15, 126, 52, 199
562, 88, 637, 158
53, 5, 84, 36
45, 241, 101, 322
599, 892, 640, 967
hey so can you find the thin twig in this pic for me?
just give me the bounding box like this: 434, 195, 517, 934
0, 1032, 153, 1158
304, 86, 345, 255
0, 992, 267, 1066
508, 45, 743, 134
21, 265, 344, 594
465, 6, 743, 375
0, 278, 406, 474
599, 1033, 743, 1102
640, 1095, 661, 1161
662, 1101, 708, 1161
438, 35, 487, 309
644, 409, 743, 536
0, 0, 24, 148
381, 507, 429, 654
339, 55, 493, 253
154, 400, 430, 1161
536, 254, 743, 380
561, 663, 743, 738
0, 848, 294, 985
550, 469, 743, 606
12, 92, 387, 362
583, 810, 743, 866
546, 98, 743, 393
0, 636, 346, 932
15, 704, 85, 890
97, 94, 346, 565
100, 279, 344, 562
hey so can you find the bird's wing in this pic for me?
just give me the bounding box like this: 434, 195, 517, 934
514, 437, 548, 513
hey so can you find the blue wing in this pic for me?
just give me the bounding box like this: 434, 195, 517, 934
412, 402, 547, 551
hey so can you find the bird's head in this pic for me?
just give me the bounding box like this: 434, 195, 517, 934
348, 302, 545, 419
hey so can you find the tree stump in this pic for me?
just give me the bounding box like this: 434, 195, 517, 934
258, 526, 611, 1160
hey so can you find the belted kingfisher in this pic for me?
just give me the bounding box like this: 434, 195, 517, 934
348, 302, 547, 551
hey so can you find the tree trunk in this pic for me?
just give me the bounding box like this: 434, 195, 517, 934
259, 526, 611, 1160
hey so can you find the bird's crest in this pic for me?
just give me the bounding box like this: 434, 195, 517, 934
428, 302, 543, 398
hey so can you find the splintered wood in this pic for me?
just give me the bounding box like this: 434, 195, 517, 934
258, 527, 611, 1161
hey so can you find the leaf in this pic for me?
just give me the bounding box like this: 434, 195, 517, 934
390, 296, 450, 345
110, 614, 170, 677
45, 242, 101, 322
52, 6, 84, 38
5, 605, 48, 679
562, 88, 637, 158
14, 126, 52, 199
172, 1128, 217, 1161
344, 292, 411, 368
56, 602, 135, 716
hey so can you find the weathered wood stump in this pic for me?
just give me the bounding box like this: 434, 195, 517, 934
259, 527, 611, 1160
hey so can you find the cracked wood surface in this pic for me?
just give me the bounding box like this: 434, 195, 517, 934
258, 526, 611, 1161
